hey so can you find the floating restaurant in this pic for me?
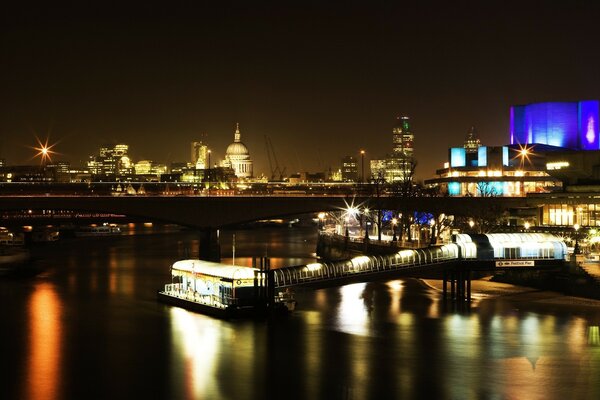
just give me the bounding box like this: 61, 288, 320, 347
157, 259, 289, 318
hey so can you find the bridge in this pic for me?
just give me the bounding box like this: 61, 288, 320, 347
271, 233, 568, 302
0, 194, 572, 229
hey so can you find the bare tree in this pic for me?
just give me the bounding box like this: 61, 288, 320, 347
390, 158, 420, 243
367, 171, 387, 242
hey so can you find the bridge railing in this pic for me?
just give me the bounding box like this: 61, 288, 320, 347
273, 244, 460, 288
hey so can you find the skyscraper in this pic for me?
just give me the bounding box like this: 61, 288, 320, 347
341, 156, 358, 182
392, 116, 414, 158
88, 144, 132, 176
370, 116, 416, 182
191, 141, 209, 169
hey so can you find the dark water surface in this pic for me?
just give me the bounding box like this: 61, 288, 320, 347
2, 227, 600, 400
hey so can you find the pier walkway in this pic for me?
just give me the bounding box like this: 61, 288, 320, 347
272, 233, 568, 301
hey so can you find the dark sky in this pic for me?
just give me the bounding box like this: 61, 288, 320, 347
2, 1, 600, 179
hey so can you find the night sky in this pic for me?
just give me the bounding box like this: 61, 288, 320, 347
2, 2, 600, 179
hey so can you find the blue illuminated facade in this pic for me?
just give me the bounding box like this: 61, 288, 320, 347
510, 100, 600, 150
450, 148, 466, 167
447, 182, 460, 195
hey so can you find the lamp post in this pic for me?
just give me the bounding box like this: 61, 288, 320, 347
360, 150, 365, 183
429, 218, 436, 245
344, 216, 350, 238
468, 219, 475, 231
392, 218, 397, 242
574, 223, 580, 254
318, 212, 326, 230
364, 208, 370, 240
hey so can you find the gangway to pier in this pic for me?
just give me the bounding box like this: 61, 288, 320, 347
272, 233, 568, 296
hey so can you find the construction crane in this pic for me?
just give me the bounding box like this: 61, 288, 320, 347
264, 135, 286, 181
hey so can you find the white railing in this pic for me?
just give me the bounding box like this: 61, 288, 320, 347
162, 283, 229, 309
273, 244, 460, 287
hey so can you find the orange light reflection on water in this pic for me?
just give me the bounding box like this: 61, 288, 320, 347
27, 282, 62, 400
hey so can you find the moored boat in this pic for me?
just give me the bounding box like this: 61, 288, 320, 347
157, 259, 293, 318
75, 224, 121, 237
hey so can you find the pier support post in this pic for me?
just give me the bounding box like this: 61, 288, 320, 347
442, 270, 447, 298
466, 269, 471, 302
199, 228, 221, 262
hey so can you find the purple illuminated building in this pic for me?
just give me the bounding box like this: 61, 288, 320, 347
510, 100, 599, 150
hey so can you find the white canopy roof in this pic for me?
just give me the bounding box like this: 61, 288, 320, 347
172, 259, 258, 280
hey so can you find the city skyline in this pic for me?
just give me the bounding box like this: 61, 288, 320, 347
2, 3, 600, 179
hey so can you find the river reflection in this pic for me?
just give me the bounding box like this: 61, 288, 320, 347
27, 282, 62, 400
1, 227, 600, 399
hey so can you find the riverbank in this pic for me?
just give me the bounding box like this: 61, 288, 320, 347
422, 277, 600, 312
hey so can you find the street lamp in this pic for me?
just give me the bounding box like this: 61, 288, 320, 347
207, 149, 212, 196
524, 221, 530, 230
392, 218, 397, 242
318, 212, 326, 230
429, 218, 436, 244
468, 219, 475, 230
360, 150, 365, 183
574, 223, 580, 254
344, 215, 350, 238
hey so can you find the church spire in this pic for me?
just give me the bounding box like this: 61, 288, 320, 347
234, 123, 241, 143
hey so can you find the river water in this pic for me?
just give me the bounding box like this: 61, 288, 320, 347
1, 226, 600, 400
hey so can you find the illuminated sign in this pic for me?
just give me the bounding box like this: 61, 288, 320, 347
546, 161, 570, 170
495, 260, 535, 267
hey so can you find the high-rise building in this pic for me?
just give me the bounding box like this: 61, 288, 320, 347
221, 123, 253, 178
341, 156, 358, 182
134, 160, 167, 176
88, 143, 133, 177
392, 116, 414, 158
191, 141, 209, 169
370, 116, 416, 182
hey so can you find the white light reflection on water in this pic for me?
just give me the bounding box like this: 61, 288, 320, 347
334, 283, 371, 337
169, 308, 224, 399
386, 280, 403, 315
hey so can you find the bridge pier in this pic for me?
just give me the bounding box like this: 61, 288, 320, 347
443, 267, 471, 302
198, 228, 221, 262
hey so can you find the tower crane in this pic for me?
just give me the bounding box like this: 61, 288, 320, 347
264, 135, 286, 181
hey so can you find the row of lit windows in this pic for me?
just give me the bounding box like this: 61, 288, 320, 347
442, 169, 550, 178
542, 204, 600, 227
447, 181, 558, 196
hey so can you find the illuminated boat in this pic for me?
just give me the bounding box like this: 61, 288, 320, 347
157, 259, 270, 318
75, 224, 121, 237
